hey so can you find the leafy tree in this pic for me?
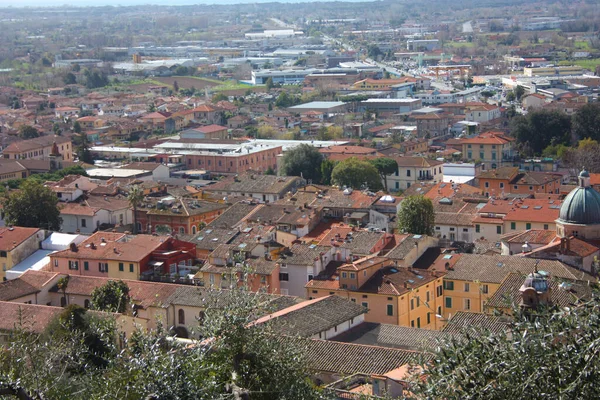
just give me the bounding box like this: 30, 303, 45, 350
562, 139, 600, 173
280, 144, 323, 182
73, 121, 82, 134
265, 76, 274, 91
257, 125, 277, 139
511, 109, 572, 155
573, 103, 600, 142
3, 180, 62, 230
414, 298, 600, 399
369, 158, 398, 192
331, 157, 383, 191
514, 85, 525, 100
320, 158, 336, 185
275, 91, 297, 108
264, 166, 276, 175
505, 91, 516, 102
397, 195, 434, 235
127, 185, 143, 234
18, 125, 40, 139
53, 123, 61, 135
63, 72, 76, 85
71, 63, 80, 72
0, 271, 325, 399
91, 280, 130, 314
75, 131, 94, 164
174, 65, 189, 76
211, 92, 228, 103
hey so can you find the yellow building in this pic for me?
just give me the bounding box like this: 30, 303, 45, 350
439, 253, 595, 319
460, 131, 514, 167
306, 256, 446, 330
0, 227, 42, 281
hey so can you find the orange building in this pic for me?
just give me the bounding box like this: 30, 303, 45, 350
460, 131, 515, 167
478, 167, 562, 197
306, 256, 445, 330
135, 198, 228, 235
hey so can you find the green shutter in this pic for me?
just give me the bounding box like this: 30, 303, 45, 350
119, 263, 124, 271
84, 261, 89, 271
129, 264, 134, 273
445, 297, 452, 308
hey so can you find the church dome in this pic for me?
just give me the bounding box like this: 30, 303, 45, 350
559, 169, 600, 225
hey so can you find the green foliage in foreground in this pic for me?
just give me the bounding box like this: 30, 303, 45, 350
413, 297, 600, 399
0, 279, 326, 400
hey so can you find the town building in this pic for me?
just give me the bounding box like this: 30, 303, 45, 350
0, 227, 45, 282
459, 131, 515, 168
477, 167, 562, 197
2, 135, 73, 161
49, 232, 196, 281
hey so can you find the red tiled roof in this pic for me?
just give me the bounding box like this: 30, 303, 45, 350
460, 131, 513, 145
0, 227, 39, 251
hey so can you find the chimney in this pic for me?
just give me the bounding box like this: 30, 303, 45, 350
403, 281, 408, 289
69, 242, 78, 252
90, 242, 96, 250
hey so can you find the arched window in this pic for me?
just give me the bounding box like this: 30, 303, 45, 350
84, 299, 90, 309
179, 227, 185, 234
192, 225, 197, 235
178, 309, 185, 325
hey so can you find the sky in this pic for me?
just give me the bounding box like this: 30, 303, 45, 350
1, 0, 357, 6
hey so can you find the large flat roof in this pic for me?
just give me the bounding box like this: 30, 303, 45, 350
288, 101, 345, 110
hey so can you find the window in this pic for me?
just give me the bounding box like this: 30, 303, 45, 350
178, 309, 185, 325
426, 291, 430, 302
529, 186, 533, 191
279, 272, 289, 281
463, 228, 468, 232
416, 297, 420, 307
482, 284, 489, 294
417, 317, 421, 328
83, 261, 89, 271
1, 251, 8, 258
511, 222, 516, 230
436, 285, 443, 297
406, 170, 411, 177
443, 281, 454, 290
119, 262, 124, 272
99, 262, 108, 273
386, 304, 393, 316
349, 272, 355, 279
544, 224, 549, 230
464, 283, 470, 292
81, 219, 87, 228
129, 264, 134, 273
84, 300, 90, 309
484, 182, 489, 188
410, 298, 415, 310
361, 302, 368, 310
497, 226, 502, 234
492, 152, 496, 160
61, 297, 66, 307
480, 152, 484, 160
411, 320, 415, 328
307, 274, 314, 281
445, 297, 452, 308
526, 223, 531, 230
68, 261, 78, 270
513, 185, 518, 190
464, 298, 471, 310
499, 182, 504, 189
476, 224, 480, 233
427, 312, 431, 325
342, 272, 347, 278
468, 151, 472, 159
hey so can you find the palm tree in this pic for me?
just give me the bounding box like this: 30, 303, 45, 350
57, 275, 70, 306
127, 185, 144, 234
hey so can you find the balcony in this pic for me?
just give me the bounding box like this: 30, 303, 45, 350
417, 174, 434, 181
